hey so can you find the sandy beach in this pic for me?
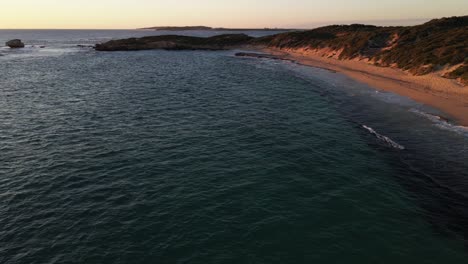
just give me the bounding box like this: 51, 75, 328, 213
254, 47, 468, 126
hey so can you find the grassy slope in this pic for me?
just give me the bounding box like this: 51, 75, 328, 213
254, 16, 468, 85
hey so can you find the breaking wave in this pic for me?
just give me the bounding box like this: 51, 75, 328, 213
410, 109, 468, 136
362, 125, 406, 150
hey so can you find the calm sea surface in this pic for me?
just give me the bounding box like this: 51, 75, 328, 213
1, 30, 467, 263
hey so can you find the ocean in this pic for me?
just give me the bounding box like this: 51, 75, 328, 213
1, 30, 467, 264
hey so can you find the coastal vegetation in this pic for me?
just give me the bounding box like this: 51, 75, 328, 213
96, 16, 467, 85
255, 16, 468, 85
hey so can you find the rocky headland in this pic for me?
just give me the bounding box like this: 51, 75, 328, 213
95, 34, 254, 51
95, 16, 468, 124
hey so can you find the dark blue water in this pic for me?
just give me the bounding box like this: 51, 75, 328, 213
1, 30, 468, 263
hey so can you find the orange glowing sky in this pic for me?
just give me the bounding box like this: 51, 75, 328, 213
1, 0, 467, 29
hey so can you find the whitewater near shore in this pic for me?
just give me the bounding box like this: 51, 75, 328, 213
254, 47, 468, 126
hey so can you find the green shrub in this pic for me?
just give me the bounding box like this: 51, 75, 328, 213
257, 16, 468, 78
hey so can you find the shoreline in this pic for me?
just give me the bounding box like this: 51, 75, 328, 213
246, 46, 468, 126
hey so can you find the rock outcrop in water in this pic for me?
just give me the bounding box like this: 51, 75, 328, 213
6, 39, 25, 48
95, 34, 254, 51
235, 52, 295, 62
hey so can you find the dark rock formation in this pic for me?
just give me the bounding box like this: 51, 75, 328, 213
95, 34, 254, 51
235, 52, 291, 61
6, 39, 25, 48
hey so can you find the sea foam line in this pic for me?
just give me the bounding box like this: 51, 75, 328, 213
410, 109, 468, 136
362, 125, 405, 150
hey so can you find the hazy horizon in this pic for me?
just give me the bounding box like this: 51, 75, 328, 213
0, 18, 433, 31
1, 0, 467, 29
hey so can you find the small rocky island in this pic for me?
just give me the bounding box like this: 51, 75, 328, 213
6, 39, 25, 48
95, 34, 254, 51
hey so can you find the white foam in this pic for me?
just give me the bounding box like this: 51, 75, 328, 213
362, 125, 405, 150
410, 109, 468, 136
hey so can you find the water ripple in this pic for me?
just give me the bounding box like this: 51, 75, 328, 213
0, 47, 467, 263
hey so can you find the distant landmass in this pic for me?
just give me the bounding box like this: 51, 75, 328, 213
139, 26, 294, 31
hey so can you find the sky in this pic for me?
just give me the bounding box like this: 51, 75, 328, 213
1, 0, 467, 29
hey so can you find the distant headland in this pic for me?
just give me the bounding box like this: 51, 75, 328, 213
139, 26, 294, 31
